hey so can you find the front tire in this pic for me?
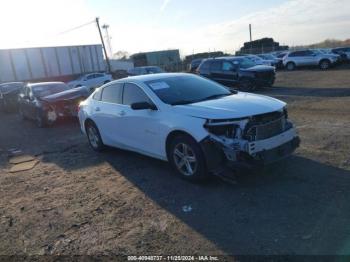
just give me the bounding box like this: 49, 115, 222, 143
169, 135, 208, 182
19, 106, 27, 120
35, 110, 48, 128
86, 122, 105, 151
286, 62, 296, 71
319, 60, 331, 70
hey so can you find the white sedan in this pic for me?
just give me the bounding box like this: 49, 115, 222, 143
68, 73, 113, 91
78, 73, 300, 181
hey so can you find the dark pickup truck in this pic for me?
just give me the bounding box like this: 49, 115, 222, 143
197, 57, 276, 91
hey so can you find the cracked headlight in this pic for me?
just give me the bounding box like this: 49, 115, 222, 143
205, 123, 239, 139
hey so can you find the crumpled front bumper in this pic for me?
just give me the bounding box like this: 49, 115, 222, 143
201, 128, 300, 170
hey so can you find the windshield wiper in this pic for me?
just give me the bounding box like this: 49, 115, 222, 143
196, 93, 231, 102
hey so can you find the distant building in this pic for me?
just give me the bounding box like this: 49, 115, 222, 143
237, 38, 289, 55
130, 50, 181, 71
184, 51, 229, 64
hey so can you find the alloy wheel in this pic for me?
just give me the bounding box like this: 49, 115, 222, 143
173, 143, 198, 176
88, 125, 100, 149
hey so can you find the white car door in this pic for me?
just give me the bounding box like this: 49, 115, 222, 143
92, 82, 126, 147
116, 82, 163, 157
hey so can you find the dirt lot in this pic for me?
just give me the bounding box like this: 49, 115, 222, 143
1, 69, 350, 256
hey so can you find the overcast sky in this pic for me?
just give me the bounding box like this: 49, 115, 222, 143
0, 0, 349, 56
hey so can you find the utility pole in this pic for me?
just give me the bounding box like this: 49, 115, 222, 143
96, 17, 111, 73
249, 24, 253, 54
249, 24, 252, 42
102, 24, 113, 58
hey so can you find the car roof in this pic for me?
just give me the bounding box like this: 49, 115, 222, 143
28, 82, 66, 87
114, 73, 191, 84
202, 56, 246, 62
134, 66, 161, 69
0, 82, 24, 87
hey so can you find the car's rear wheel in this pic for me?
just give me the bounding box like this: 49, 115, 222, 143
239, 79, 255, 92
286, 62, 296, 71
86, 122, 105, 151
319, 60, 331, 70
169, 135, 208, 182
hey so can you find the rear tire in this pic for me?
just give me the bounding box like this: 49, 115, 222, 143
286, 62, 296, 71
168, 135, 208, 182
319, 60, 331, 70
86, 121, 105, 152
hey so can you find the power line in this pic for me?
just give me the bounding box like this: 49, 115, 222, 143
58, 19, 96, 35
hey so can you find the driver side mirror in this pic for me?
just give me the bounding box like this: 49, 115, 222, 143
131, 101, 157, 110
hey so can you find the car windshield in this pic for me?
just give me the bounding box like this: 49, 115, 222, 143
146, 67, 164, 74
145, 75, 232, 105
32, 83, 70, 98
0, 83, 23, 93
231, 58, 256, 69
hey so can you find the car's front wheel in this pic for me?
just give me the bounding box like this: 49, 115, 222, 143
35, 110, 49, 128
169, 135, 208, 182
319, 59, 331, 70
286, 62, 296, 71
86, 122, 105, 151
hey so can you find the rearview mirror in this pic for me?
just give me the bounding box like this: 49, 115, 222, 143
131, 102, 157, 110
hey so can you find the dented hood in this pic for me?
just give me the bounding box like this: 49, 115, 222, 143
40, 87, 89, 103
172, 92, 286, 120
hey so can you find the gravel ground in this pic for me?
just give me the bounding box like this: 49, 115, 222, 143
0, 69, 350, 256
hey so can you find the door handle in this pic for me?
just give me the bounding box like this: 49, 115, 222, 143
95, 107, 100, 112
119, 110, 126, 116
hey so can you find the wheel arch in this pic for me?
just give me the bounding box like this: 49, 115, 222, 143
84, 118, 96, 132
319, 58, 331, 65
165, 130, 198, 161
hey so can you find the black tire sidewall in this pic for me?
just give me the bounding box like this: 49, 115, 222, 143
169, 135, 208, 182
86, 122, 105, 151
36, 109, 47, 128
287, 62, 295, 71
320, 60, 330, 70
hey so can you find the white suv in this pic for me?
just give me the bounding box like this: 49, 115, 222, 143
68, 73, 113, 91
78, 73, 300, 182
283, 50, 339, 70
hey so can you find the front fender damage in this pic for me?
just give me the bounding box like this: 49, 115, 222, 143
200, 115, 300, 171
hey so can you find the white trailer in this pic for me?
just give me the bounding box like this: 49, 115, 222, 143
0, 45, 106, 83
110, 59, 134, 71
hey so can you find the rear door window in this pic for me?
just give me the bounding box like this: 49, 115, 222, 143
210, 61, 222, 71
101, 83, 123, 104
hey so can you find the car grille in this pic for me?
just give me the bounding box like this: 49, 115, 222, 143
244, 111, 287, 141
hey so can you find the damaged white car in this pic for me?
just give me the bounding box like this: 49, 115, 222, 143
79, 73, 300, 181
